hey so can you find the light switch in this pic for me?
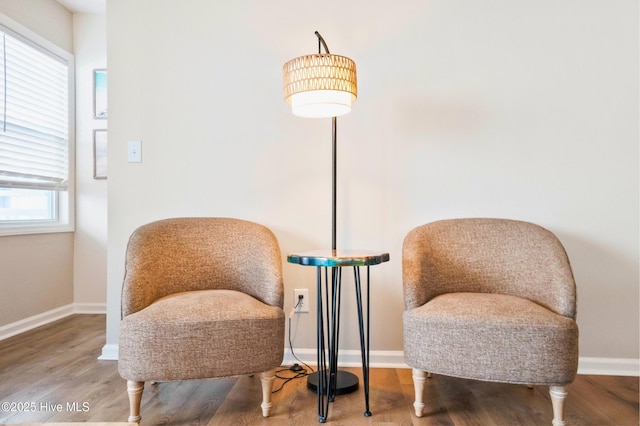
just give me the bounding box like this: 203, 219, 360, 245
128, 140, 142, 163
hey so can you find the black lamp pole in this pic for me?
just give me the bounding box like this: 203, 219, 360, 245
315, 31, 338, 252
331, 116, 337, 251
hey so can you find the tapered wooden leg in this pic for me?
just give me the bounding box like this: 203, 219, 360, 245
126, 380, 144, 423
260, 369, 276, 417
412, 368, 428, 417
549, 385, 568, 426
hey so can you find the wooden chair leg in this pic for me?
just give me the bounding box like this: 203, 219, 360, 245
549, 385, 568, 426
412, 368, 428, 417
260, 369, 276, 417
126, 380, 144, 423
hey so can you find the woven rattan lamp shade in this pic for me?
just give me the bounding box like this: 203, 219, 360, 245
283, 53, 357, 118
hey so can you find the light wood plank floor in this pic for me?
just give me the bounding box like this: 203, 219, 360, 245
0, 315, 637, 425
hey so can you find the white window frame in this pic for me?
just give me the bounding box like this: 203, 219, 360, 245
0, 13, 75, 236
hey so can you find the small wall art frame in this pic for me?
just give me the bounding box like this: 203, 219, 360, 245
93, 129, 108, 179
93, 69, 107, 119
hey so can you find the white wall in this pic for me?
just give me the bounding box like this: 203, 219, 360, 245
0, 0, 75, 327
0, 0, 72, 50
73, 13, 108, 306
105, 0, 638, 364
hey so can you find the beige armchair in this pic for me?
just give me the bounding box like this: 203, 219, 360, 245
403, 218, 579, 426
118, 217, 285, 423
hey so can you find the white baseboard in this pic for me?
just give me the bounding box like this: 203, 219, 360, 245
99, 343, 119, 361
577, 357, 640, 377
74, 302, 108, 314
283, 349, 639, 377
284, 348, 408, 369
0, 302, 106, 341
0, 304, 75, 341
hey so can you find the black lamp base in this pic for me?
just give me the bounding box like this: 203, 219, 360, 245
307, 370, 359, 395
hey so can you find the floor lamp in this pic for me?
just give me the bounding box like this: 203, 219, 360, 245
282, 31, 357, 251
283, 32, 359, 398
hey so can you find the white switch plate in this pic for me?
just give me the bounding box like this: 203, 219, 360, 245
128, 140, 142, 163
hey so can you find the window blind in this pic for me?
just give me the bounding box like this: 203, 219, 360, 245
0, 27, 69, 191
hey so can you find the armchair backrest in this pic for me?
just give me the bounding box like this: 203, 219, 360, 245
403, 218, 576, 318
121, 217, 284, 317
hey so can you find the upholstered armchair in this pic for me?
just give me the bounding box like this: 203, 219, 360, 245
403, 218, 579, 426
118, 217, 285, 423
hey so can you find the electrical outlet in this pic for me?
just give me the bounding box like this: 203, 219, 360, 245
294, 289, 309, 313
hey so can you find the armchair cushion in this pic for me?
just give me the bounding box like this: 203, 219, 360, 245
119, 289, 284, 382
404, 292, 578, 385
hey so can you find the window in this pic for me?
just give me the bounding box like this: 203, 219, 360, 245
0, 17, 74, 235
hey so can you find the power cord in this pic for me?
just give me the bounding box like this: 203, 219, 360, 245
272, 295, 315, 393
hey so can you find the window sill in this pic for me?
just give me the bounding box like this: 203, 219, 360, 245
0, 223, 74, 236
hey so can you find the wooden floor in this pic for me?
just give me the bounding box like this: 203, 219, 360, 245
0, 315, 637, 425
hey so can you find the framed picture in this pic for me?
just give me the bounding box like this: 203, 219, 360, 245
93, 69, 107, 119
93, 129, 107, 179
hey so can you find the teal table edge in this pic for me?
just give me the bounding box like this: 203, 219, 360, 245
287, 250, 390, 267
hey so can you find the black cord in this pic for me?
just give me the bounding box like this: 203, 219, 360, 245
272, 365, 308, 393
272, 297, 315, 393
289, 296, 314, 372
287, 316, 314, 373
